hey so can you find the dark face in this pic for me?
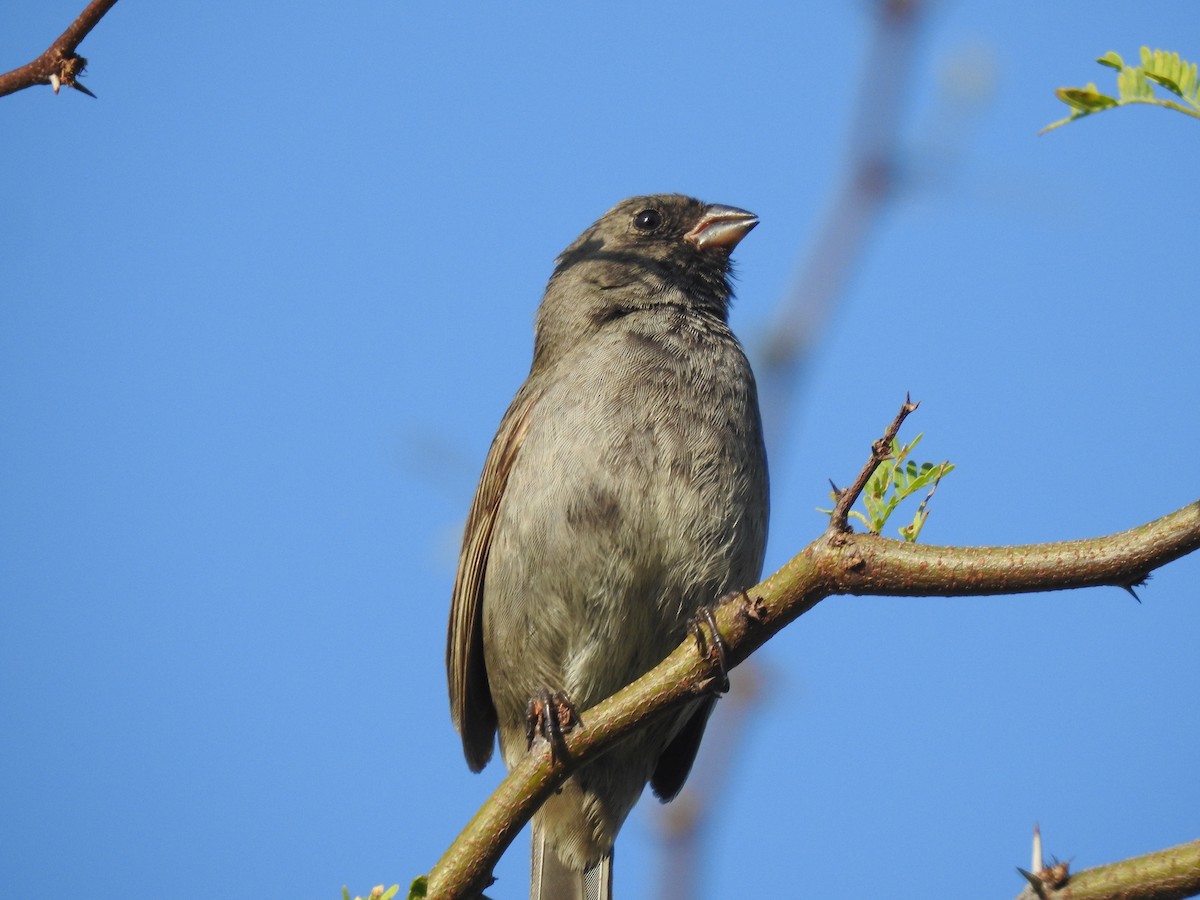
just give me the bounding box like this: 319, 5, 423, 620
552, 193, 754, 306
587, 195, 710, 254
552, 194, 738, 287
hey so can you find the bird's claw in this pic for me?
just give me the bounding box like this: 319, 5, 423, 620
526, 689, 582, 763
689, 605, 730, 694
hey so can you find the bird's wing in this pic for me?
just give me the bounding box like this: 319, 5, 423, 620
447, 381, 541, 771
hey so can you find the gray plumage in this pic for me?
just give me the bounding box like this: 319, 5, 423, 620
447, 194, 769, 899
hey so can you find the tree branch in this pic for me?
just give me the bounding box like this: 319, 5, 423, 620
424, 406, 1200, 898
0, 0, 120, 99
1015, 837, 1200, 900
819, 509, 1199, 598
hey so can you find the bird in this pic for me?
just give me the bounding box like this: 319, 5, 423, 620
447, 194, 769, 899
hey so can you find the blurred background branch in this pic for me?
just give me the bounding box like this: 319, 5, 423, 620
656, 2, 932, 894
757, 0, 929, 454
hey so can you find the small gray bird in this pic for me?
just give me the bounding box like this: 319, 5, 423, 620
447, 194, 769, 900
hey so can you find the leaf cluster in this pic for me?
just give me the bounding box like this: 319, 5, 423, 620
822, 434, 953, 542
1042, 47, 1200, 133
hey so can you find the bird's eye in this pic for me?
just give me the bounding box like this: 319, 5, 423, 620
632, 209, 663, 232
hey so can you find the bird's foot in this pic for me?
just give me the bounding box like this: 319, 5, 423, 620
689, 603, 731, 695
525, 689, 582, 763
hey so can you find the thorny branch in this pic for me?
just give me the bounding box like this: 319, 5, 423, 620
0, 0, 120, 99
1015, 834, 1200, 900
425, 403, 1200, 899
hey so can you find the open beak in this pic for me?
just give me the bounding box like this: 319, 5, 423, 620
684, 204, 758, 251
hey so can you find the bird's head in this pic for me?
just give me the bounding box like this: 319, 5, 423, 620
534, 195, 758, 369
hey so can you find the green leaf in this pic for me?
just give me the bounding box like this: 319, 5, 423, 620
1145, 70, 1182, 95
407, 877, 428, 900
898, 507, 926, 543
1117, 66, 1154, 101
1057, 85, 1119, 113
1140, 48, 1199, 105
1096, 51, 1124, 70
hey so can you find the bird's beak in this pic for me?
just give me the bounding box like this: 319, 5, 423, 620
684, 204, 759, 251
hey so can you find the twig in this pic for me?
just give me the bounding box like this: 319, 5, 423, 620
0, 0, 121, 99
827, 393, 918, 534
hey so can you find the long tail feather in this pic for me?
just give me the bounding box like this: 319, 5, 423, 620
531, 826, 612, 900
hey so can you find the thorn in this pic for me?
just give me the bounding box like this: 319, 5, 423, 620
1032, 822, 1043, 873
50, 54, 97, 99
1120, 572, 1150, 603
741, 590, 768, 623
1016, 868, 1047, 899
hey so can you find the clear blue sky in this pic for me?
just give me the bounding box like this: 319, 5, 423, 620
3, 3, 1197, 898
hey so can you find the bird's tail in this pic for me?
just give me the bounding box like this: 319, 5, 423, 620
530, 826, 612, 900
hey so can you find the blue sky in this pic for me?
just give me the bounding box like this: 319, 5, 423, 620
2, 3, 1197, 899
